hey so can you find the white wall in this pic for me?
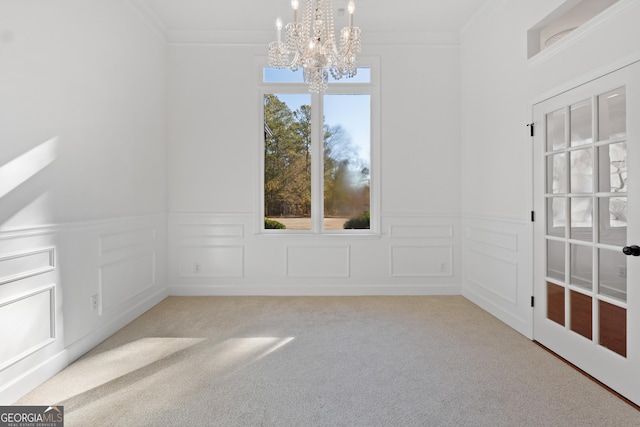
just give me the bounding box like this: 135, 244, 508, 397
460, 0, 640, 337
0, 1, 168, 403
167, 41, 462, 295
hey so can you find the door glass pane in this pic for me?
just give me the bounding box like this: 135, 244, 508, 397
323, 94, 371, 231
598, 87, 626, 141
570, 244, 592, 291
598, 142, 627, 193
547, 240, 565, 281
599, 197, 627, 246
547, 197, 566, 237
570, 148, 593, 193
570, 197, 593, 241
264, 93, 312, 231
546, 108, 566, 151
570, 99, 592, 147
598, 249, 627, 302
547, 154, 566, 193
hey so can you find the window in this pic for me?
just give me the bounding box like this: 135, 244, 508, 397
260, 63, 377, 233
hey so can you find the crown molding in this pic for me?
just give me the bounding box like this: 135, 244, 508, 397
164, 29, 460, 46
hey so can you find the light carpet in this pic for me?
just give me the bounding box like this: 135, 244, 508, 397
16, 296, 640, 426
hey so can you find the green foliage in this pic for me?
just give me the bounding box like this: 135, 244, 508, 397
264, 218, 286, 229
343, 211, 370, 229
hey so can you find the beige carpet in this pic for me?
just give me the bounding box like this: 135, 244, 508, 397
17, 296, 640, 426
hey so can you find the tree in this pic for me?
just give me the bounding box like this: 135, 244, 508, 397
264, 94, 370, 221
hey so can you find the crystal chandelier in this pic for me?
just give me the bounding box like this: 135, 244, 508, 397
268, 0, 361, 93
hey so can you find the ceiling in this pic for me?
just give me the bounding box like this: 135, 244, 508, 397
132, 0, 490, 44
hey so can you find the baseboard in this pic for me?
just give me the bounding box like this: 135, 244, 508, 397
0, 287, 169, 405
462, 287, 532, 339
169, 284, 462, 296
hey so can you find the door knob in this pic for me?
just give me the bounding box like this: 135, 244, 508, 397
622, 245, 640, 256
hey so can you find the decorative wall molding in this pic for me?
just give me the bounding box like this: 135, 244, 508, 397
169, 212, 460, 294
0, 247, 55, 286
179, 224, 244, 238
99, 228, 156, 255
286, 246, 351, 278
390, 225, 453, 239
390, 245, 453, 277
466, 249, 518, 305
178, 245, 244, 278
462, 215, 533, 338
466, 226, 518, 252
0, 285, 55, 371
99, 252, 156, 312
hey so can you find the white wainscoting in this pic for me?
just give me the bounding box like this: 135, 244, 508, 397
0, 214, 168, 405
462, 214, 533, 338
169, 212, 461, 295
0, 285, 55, 371
286, 246, 350, 278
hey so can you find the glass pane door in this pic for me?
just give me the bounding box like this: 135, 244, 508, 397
543, 87, 628, 357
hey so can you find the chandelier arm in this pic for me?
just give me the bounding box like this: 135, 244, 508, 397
268, 0, 360, 93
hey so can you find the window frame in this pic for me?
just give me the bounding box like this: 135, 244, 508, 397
257, 56, 380, 236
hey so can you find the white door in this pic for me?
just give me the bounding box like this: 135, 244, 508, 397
533, 62, 640, 405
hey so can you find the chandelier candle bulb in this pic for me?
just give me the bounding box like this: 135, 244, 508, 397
348, 0, 354, 28
276, 18, 282, 44
268, 0, 361, 93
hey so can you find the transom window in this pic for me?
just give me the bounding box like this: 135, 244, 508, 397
260, 64, 377, 233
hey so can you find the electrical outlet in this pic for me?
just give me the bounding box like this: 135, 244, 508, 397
440, 262, 447, 272
91, 294, 99, 310
618, 265, 626, 278
194, 262, 201, 273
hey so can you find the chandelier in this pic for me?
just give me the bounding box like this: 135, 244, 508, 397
268, 0, 361, 93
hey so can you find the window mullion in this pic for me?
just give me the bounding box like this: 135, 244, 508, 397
311, 92, 324, 233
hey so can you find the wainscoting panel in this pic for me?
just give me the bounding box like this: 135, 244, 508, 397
100, 252, 156, 312
462, 215, 532, 338
0, 286, 54, 371
99, 229, 156, 255
0, 214, 168, 405
0, 248, 55, 286
390, 245, 453, 277
286, 246, 350, 278
178, 246, 244, 278
179, 224, 244, 238
390, 225, 453, 239
466, 249, 518, 304
168, 213, 461, 295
